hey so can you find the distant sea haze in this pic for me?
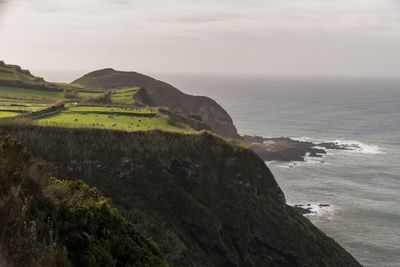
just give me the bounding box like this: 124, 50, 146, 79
45, 71, 400, 267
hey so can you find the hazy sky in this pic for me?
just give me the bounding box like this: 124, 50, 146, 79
0, 0, 400, 78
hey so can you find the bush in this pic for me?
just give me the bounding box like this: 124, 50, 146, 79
63, 89, 79, 98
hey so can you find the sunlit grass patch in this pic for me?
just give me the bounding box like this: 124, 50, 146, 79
0, 111, 20, 118
36, 110, 189, 133
111, 87, 138, 104
64, 105, 155, 114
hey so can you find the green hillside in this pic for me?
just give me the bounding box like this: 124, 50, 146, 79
73, 68, 241, 138
0, 62, 209, 134
0, 61, 44, 84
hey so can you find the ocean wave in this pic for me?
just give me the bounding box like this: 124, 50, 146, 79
289, 202, 337, 220
332, 139, 385, 154
294, 136, 386, 155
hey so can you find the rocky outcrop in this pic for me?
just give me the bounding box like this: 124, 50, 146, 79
243, 135, 359, 162
73, 69, 240, 139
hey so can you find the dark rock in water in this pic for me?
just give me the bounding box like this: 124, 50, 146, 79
294, 203, 330, 215
243, 135, 355, 162
294, 205, 314, 215
309, 151, 323, 158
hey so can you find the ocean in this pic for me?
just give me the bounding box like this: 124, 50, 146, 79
44, 71, 400, 266
154, 73, 400, 267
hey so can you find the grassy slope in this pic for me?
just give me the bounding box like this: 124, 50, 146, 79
0, 85, 64, 100
0, 137, 168, 267
0, 61, 81, 92
0, 64, 43, 84
0, 63, 196, 133
0, 111, 19, 118
111, 87, 138, 104
72, 69, 241, 139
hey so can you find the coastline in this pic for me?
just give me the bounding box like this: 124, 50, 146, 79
243, 135, 365, 162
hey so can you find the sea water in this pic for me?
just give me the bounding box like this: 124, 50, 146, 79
154, 74, 400, 267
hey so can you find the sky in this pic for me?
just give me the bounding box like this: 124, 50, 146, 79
0, 0, 400, 79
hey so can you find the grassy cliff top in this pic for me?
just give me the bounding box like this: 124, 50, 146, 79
0, 61, 44, 84
0, 61, 217, 136
73, 68, 241, 138
0, 61, 77, 90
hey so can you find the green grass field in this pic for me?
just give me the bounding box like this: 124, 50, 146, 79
65, 105, 155, 114
0, 99, 52, 119
0, 86, 63, 100
0, 105, 49, 112
0, 111, 20, 118
36, 105, 189, 133
111, 87, 138, 104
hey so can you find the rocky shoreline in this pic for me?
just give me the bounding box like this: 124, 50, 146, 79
243, 135, 359, 162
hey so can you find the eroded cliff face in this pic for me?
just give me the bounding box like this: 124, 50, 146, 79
135, 88, 240, 139
0, 125, 361, 267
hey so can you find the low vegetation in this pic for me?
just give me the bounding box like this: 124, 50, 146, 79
0, 137, 168, 267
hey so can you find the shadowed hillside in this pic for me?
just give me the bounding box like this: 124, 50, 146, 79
0, 136, 167, 267
0, 125, 362, 267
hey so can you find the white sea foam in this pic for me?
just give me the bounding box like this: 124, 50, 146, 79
331, 139, 386, 155
268, 158, 326, 169
294, 137, 386, 155
267, 137, 386, 170
289, 202, 337, 221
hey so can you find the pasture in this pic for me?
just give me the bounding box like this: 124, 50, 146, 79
36, 105, 189, 133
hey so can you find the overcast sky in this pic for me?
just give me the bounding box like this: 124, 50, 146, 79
0, 0, 400, 79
